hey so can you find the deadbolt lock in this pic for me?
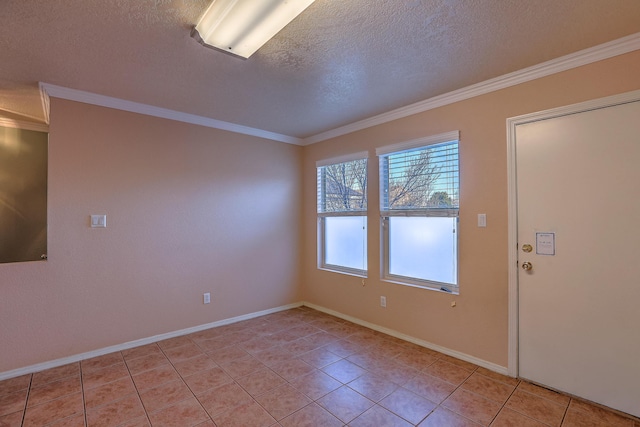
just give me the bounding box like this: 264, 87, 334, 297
522, 244, 533, 253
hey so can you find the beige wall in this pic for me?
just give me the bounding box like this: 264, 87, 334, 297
2, 51, 639, 375
0, 99, 302, 372
301, 51, 640, 368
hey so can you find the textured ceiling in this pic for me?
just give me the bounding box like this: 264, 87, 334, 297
1, 0, 639, 139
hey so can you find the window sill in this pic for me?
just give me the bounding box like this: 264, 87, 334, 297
382, 276, 459, 295
318, 265, 367, 278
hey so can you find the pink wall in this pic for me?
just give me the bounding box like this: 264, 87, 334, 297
0, 99, 302, 372
2, 51, 639, 375
301, 51, 640, 368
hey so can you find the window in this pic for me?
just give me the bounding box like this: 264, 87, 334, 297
317, 153, 368, 276
378, 131, 459, 292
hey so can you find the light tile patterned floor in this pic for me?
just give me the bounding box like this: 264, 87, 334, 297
1, 307, 638, 426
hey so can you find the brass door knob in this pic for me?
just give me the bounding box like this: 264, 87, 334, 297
522, 261, 533, 271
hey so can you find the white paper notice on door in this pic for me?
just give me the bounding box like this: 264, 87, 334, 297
536, 232, 555, 255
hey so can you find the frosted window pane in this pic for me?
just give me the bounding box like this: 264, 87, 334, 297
324, 216, 367, 271
389, 217, 457, 284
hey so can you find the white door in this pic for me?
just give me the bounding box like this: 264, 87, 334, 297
515, 97, 640, 417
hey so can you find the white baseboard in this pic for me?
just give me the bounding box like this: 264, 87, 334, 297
302, 301, 510, 377
0, 302, 303, 381
1, 300, 509, 381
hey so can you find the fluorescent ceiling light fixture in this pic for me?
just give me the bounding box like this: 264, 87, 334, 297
192, 0, 316, 59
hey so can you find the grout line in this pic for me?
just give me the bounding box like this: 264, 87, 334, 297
559, 398, 571, 427
79, 364, 87, 427
6, 308, 636, 426
149, 344, 208, 423
19, 374, 33, 427
488, 377, 521, 426
121, 351, 154, 427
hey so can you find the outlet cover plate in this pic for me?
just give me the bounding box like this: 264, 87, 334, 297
91, 215, 107, 228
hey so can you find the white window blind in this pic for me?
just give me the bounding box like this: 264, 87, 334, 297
380, 140, 459, 217
317, 158, 367, 215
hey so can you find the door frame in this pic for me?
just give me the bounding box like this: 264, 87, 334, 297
506, 89, 640, 377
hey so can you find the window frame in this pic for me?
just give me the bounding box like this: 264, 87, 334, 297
316, 152, 369, 277
377, 131, 460, 293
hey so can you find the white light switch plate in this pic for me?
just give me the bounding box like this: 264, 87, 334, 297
91, 215, 107, 228
477, 214, 486, 228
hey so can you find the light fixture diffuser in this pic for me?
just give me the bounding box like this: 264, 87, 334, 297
192, 0, 316, 59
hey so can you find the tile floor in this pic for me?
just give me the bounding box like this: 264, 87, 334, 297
1, 306, 638, 427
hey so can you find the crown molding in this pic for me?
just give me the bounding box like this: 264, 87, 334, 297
0, 117, 49, 132
303, 32, 640, 145
38, 83, 303, 145
39, 83, 50, 125
37, 33, 639, 146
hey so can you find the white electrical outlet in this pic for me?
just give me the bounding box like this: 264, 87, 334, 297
90, 214, 107, 228
380, 296, 387, 307
203, 293, 211, 304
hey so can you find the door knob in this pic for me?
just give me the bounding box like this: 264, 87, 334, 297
522, 261, 533, 271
